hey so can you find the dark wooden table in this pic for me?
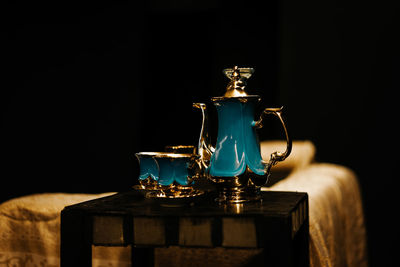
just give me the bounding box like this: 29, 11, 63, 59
61, 190, 309, 267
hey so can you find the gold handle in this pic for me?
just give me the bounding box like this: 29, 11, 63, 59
254, 107, 292, 165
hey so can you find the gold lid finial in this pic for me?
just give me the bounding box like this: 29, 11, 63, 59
223, 66, 255, 97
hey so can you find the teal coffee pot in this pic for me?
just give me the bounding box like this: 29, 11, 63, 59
194, 66, 292, 203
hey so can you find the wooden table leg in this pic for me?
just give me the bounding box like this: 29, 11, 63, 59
132, 247, 154, 267
60, 209, 92, 267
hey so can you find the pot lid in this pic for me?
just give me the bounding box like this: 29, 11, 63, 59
223, 66, 254, 97
212, 66, 260, 102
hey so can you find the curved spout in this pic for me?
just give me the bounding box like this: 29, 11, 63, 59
193, 103, 214, 169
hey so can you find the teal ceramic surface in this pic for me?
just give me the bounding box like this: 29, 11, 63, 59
135, 152, 159, 181
208, 97, 265, 177
153, 153, 196, 186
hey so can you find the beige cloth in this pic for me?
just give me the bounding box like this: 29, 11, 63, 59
0, 193, 123, 266
266, 163, 367, 267
0, 141, 367, 267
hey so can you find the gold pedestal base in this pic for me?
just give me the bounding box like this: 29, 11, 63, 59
215, 185, 262, 204
210, 168, 268, 204
133, 177, 160, 191
133, 177, 205, 200
146, 185, 204, 199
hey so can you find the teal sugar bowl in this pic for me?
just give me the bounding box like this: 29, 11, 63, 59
135, 151, 203, 198
153, 153, 198, 186
134, 152, 160, 190
151, 152, 202, 198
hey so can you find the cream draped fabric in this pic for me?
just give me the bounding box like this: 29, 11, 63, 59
0, 192, 120, 266
268, 163, 367, 267
0, 141, 367, 267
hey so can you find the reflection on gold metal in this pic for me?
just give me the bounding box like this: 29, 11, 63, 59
212, 171, 264, 204
211, 95, 260, 103
254, 107, 292, 167
223, 66, 254, 97
146, 184, 204, 199
211, 66, 259, 102
165, 145, 196, 154
193, 103, 214, 170
133, 176, 160, 191
223, 203, 245, 214
149, 152, 198, 159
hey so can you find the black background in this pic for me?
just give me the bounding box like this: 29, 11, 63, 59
2, 0, 400, 266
